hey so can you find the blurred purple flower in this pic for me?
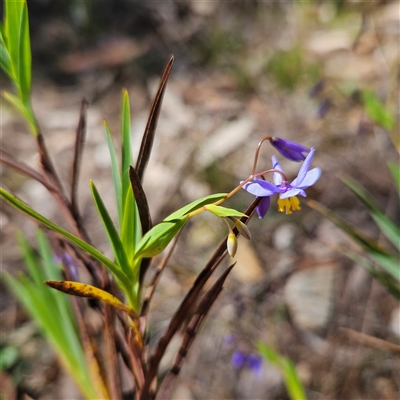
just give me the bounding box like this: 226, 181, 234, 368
247, 354, 263, 375
308, 80, 325, 97
316, 99, 331, 118
231, 351, 263, 375
270, 137, 310, 162
231, 351, 246, 369
243, 148, 321, 215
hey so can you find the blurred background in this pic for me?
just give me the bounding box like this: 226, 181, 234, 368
1, 1, 399, 399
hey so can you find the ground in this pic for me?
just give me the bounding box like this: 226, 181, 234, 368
1, 1, 399, 399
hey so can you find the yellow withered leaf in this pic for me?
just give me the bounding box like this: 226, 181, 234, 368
45, 280, 138, 319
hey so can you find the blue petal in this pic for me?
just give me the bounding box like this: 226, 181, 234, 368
256, 196, 270, 219
271, 137, 309, 162
272, 155, 284, 185
297, 167, 321, 188
242, 179, 280, 197
292, 148, 315, 186
280, 188, 306, 199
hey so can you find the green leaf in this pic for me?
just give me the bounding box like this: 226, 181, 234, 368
3, 232, 98, 397
90, 181, 131, 278
120, 187, 138, 264
121, 89, 133, 216
335, 246, 400, 300
257, 342, 307, 400
17, 2, 31, 102
342, 176, 400, 251
389, 162, 400, 197
135, 217, 188, 259
104, 121, 122, 227
0, 43, 14, 80
3, 0, 22, 73
307, 199, 394, 257
3, 90, 38, 135
0, 346, 19, 371
165, 193, 227, 221
0, 188, 128, 287
369, 252, 400, 282
362, 90, 396, 131
204, 204, 247, 218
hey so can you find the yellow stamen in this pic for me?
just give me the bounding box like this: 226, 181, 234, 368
277, 197, 301, 214
290, 196, 301, 211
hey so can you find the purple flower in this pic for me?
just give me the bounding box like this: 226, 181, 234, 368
256, 196, 271, 219
231, 351, 263, 375
247, 354, 263, 374
270, 137, 310, 162
231, 351, 246, 369
243, 148, 321, 216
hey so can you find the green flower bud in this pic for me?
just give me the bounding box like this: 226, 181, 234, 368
227, 233, 238, 258
233, 219, 252, 240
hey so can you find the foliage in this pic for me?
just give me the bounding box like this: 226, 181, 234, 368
0, 1, 323, 398
308, 167, 400, 300
257, 342, 307, 400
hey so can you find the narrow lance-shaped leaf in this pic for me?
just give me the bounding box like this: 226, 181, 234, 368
0, 43, 14, 80
3, 91, 37, 134
136, 55, 174, 181
134, 217, 188, 259
45, 281, 138, 320
104, 120, 122, 226
204, 204, 247, 218
17, 1, 31, 103
90, 180, 132, 278
257, 342, 307, 400
121, 89, 133, 215
0, 188, 128, 287
389, 162, 400, 197
3, 0, 22, 76
342, 176, 400, 251
335, 245, 400, 300
165, 193, 227, 221
362, 90, 396, 131
306, 199, 394, 257
129, 165, 152, 235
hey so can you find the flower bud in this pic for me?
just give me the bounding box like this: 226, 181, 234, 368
233, 219, 251, 240
227, 233, 238, 258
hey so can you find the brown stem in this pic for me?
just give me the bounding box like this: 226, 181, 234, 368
155, 264, 235, 400
70, 98, 89, 219
139, 196, 261, 399
251, 135, 273, 175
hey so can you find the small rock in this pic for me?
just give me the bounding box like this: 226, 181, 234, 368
389, 307, 400, 338
308, 30, 354, 55
196, 115, 256, 167
232, 237, 264, 283
284, 265, 337, 332
273, 223, 297, 251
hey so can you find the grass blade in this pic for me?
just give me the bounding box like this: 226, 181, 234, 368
17, 1, 31, 102
165, 193, 227, 221
104, 120, 122, 227
389, 162, 400, 196
70, 99, 88, 217
121, 89, 133, 216
135, 56, 174, 181
46, 280, 138, 319
342, 176, 400, 250
89, 181, 131, 278
257, 342, 307, 400
0, 188, 128, 286
129, 165, 152, 235
335, 245, 400, 300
